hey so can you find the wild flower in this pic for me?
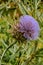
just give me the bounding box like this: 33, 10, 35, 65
19, 15, 40, 40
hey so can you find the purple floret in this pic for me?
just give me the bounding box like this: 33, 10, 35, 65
19, 15, 40, 40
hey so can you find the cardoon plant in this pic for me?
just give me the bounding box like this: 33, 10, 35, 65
0, 0, 43, 65
11, 15, 40, 41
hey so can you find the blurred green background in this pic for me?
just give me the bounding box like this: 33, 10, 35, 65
0, 0, 43, 65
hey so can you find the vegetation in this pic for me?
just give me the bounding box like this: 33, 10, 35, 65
0, 0, 43, 65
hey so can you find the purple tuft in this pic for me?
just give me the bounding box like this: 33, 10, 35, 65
19, 15, 40, 40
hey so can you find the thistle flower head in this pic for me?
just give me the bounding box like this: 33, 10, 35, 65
19, 15, 40, 40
